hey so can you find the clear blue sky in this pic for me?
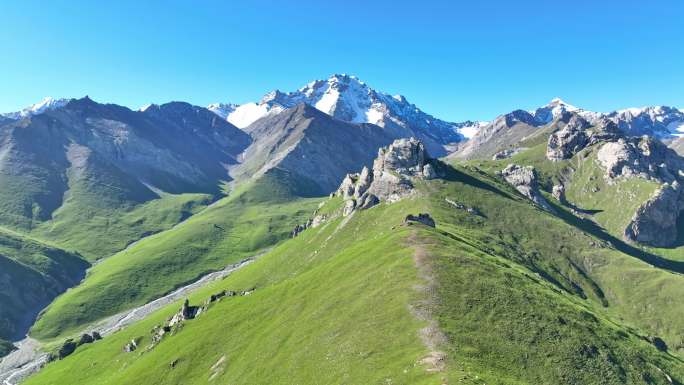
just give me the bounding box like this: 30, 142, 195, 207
1, 0, 682, 121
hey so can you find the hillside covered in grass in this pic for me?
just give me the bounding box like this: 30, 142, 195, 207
0, 227, 88, 355
30, 170, 323, 340
23, 138, 684, 385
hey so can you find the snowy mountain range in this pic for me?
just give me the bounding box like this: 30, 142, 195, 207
3, 79, 683, 149
531, 98, 684, 137
1, 97, 72, 120
208, 74, 481, 153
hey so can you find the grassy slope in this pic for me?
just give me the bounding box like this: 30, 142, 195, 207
32, 192, 212, 261
26, 196, 443, 385
30, 169, 323, 340
463, 141, 684, 356
26, 164, 684, 385
0, 227, 87, 354
425, 166, 683, 383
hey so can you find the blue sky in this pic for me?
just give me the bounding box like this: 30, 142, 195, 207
1, 0, 682, 121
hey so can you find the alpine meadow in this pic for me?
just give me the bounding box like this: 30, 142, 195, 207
1, 1, 683, 384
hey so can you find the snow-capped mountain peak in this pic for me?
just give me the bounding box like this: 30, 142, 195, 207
533, 98, 583, 124
608, 105, 684, 137
209, 74, 482, 155
2, 97, 72, 120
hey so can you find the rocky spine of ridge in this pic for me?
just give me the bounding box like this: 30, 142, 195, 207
334, 138, 438, 216
499, 164, 554, 212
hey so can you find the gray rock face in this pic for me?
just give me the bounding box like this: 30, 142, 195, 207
454, 110, 542, 160
500, 164, 554, 212
335, 138, 437, 216
372, 137, 429, 177
552, 184, 566, 203
596, 136, 684, 183
546, 115, 591, 161
591, 135, 684, 247
624, 182, 682, 247
233, 104, 395, 194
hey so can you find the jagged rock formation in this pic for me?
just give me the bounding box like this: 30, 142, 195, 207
335, 138, 438, 216
145, 289, 255, 352
499, 164, 554, 212
546, 114, 592, 161
596, 136, 684, 183
544, 114, 622, 162
624, 182, 683, 247
595, 137, 684, 247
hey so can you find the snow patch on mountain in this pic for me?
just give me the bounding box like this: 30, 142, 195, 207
207, 102, 278, 128
456, 121, 489, 139
2, 97, 72, 120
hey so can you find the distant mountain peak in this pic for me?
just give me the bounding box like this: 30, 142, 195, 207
209, 74, 481, 153
547, 97, 574, 107
1, 96, 72, 120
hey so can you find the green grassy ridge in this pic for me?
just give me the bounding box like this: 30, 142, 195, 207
420, 168, 683, 383
26, 144, 215, 261
26, 167, 684, 384
30, 170, 324, 340
26, 193, 442, 385
0, 227, 87, 349
32, 191, 213, 261
452, 147, 684, 357
469, 141, 660, 245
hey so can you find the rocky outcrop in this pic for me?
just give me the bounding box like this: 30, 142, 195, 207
546, 115, 591, 161
169, 299, 203, 328
492, 148, 524, 160
290, 207, 329, 238
500, 164, 554, 212
590, 134, 684, 247
445, 198, 482, 216
50, 331, 102, 361
596, 136, 684, 183
334, 138, 439, 216
624, 182, 683, 247
123, 338, 140, 353
404, 213, 436, 227
552, 184, 566, 203
144, 289, 256, 352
